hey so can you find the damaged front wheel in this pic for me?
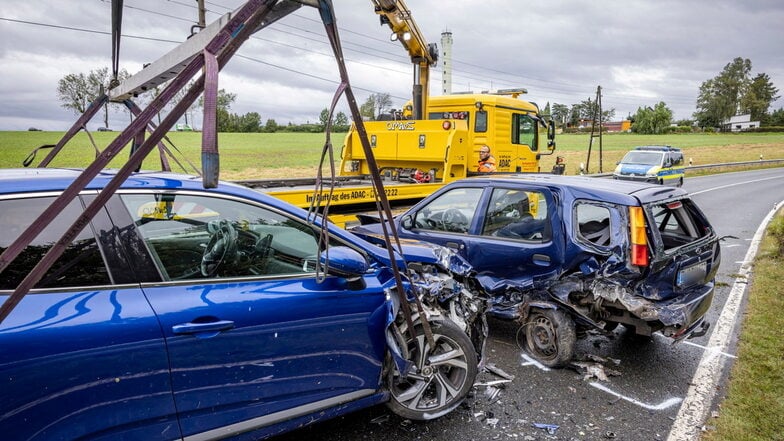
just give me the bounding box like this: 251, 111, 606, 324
387, 320, 477, 420
524, 308, 576, 368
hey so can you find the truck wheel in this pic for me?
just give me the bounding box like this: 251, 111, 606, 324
386, 320, 478, 420
524, 308, 576, 368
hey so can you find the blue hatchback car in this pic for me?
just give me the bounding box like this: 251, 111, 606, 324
0, 169, 486, 440
353, 175, 720, 367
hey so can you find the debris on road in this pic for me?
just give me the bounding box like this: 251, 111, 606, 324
532, 422, 559, 434
485, 362, 515, 380
569, 360, 622, 381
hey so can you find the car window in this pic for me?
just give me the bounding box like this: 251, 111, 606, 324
649, 199, 711, 252
120, 193, 335, 281
481, 188, 551, 242
0, 196, 111, 289
413, 187, 482, 233
574, 203, 613, 247
621, 151, 663, 166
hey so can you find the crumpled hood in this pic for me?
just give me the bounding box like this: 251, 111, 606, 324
353, 226, 474, 277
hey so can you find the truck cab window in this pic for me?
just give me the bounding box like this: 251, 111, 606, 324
512, 114, 537, 150
474, 110, 488, 133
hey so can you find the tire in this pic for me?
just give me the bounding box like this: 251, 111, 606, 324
386, 320, 478, 420
524, 308, 576, 368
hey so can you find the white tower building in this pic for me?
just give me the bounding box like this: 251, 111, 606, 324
440, 30, 453, 95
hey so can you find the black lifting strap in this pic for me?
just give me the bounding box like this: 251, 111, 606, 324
317, 0, 435, 347
110, 0, 123, 89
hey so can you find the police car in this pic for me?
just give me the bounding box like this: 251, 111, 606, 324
613, 145, 685, 186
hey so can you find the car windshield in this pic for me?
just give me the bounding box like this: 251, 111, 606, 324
621, 151, 663, 166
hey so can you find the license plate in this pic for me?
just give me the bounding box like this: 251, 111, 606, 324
677, 261, 708, 287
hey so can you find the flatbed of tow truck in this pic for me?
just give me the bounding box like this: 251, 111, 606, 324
235, 175, 443, 227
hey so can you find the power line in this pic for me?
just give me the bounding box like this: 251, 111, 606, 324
4, 4, 697, 111
0, 17, 178, 43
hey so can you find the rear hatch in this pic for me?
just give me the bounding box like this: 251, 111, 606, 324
641, 196, 721, 301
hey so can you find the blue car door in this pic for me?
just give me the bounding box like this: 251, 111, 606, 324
401, 184, 562, 294
121, 192, 389, 439
0, 196, 177, 441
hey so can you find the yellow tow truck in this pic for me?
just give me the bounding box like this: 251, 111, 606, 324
246, 0, 557, 226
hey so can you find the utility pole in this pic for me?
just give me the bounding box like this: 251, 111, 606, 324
585, 85, 604, 173
191, 0, 206, 35
197, 0, 206, 28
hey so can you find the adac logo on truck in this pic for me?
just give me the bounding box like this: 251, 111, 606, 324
386, 121, 415, 131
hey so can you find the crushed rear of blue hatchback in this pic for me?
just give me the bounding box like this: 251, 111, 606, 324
352, 174, 720, 368
0, 169, 488, 440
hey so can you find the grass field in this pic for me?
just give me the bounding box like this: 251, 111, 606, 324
1, 130, 782, 180
703, 212, 784, 441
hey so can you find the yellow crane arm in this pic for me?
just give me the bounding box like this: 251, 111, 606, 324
372, 0, 438, 119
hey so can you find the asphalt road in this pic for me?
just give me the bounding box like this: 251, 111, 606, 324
274, 168, 784, 441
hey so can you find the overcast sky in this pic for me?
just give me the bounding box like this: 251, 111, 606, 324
1, 0, 782, 131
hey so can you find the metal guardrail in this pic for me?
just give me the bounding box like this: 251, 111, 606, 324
587, 158, 784, 178
685, 158, 784, 171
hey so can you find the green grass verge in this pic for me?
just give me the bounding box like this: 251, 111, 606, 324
702, 212, 784, 441
1, 131, 782, 180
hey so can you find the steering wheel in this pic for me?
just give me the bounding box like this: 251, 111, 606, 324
440, 208, 469, 232
201, 219, 238, 277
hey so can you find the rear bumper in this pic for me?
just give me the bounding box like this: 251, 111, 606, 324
654, 282, 715, 339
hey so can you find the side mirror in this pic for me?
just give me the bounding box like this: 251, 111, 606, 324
319, 246, 369, 278
547, 120, 556, 151
401, 214, 414, 230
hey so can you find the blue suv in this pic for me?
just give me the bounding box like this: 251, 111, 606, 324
0, 169, 486, 440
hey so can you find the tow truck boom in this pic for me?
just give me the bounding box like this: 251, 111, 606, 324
372, 0, 438, 119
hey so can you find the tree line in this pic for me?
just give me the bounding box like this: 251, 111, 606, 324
58, 57, 780, 135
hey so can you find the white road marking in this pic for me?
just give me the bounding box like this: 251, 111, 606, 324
724, 244, 741, 248
589, 382, 682, 410
680, 340, 737, 359
653, 334, 737, 359
520, 353, 551, 371
689, 176, 782, 196
666, 200, 783, 441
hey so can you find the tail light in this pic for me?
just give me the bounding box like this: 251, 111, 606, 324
629, 206, 649, 267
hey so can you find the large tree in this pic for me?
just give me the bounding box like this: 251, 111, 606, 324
359, 93, 393, 120
57, 67, 129, 128
741, 73, 780, 122
551, 103, 570, 127
632, 102, 673, 134
359, 95, 376, 121
694, 57, 778, 128
209, 89, 237, 132
568, 98, 616, 127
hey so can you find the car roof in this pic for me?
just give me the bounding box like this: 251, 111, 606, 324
456, 174, 687, 204
0, 168, 282, 205
633, 145, 681, 152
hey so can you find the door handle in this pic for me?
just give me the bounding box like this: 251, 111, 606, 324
172, 319, 235, 335
532, 254, 551, 266
445, 241, 463, 251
